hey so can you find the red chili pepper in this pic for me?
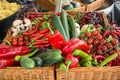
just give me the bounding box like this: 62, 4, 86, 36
0, 46, 30, 59
0, 44, 11, 49
33, 40, 49, 46
8, 37, 13, 42
12, 37, 18, 46
62, 38, 89, 56
31, 35, 41, 40
103, 30, 110, 38
36, 44, 50, 48
93, 55, 106, 65
32, 28, 50, 37
47, 30, 66, 50
0, 59, 19, 68
24, 22, 40, 36
84, 15, 92, 20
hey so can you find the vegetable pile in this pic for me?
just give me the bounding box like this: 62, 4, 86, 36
1, 10, 120, 70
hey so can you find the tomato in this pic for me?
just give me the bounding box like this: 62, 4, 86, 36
92, 30, 99, 36
97, 35, 103, 40
107, 43, 113, 49
93, 40, 99, 45
97, 49, 103, 54
111, 39, 118, 45
101, 39, 106, 45
102, 45, 108, 51
87, 38, 94, 45
86, 32, 91, 38
88, 44, 93, 50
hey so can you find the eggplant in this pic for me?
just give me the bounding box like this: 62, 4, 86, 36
63, 3, 73, 10
80, 0, 95, 4
70, 1, 81, 8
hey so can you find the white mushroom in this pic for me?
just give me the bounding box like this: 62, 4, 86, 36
11, 18, 32, 37
11, 26, 19, 37
23, 18, 32, 30
13, 19, 23, 28
75, 23, 81, 37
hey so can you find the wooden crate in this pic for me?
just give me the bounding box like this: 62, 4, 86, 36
56, 66, 120, 80
34, 0, 104, 12
85, 0, 105, 12
0, 66, 55, 80
34, 0, 86, 12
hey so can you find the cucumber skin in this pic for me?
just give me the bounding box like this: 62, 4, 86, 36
32, 57, 43, 67
20, 57, 35, 69
36, 49, 61, 59
42, 52, 63, 66
52, 14, 68, 41
68, 16, 77, 38
61, 10, 70, 40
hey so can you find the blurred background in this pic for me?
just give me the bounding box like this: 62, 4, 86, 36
0, 0, 120, 43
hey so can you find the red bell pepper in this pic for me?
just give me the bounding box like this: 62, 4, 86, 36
43, 22, 66, 50
64, 54, 79, 72
65, 54, 79, 68
59, 54, 79, 72
0, 46, 30, 59
48, 30, 66, 50
62, 38, 89, 56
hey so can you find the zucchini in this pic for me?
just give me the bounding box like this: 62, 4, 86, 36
31, 57, 43, 67
68, 16, 77, 38
52, 14, 68, 41
42, 52, 64, 66
20, 57, 35, 69
61, 10, 70, 40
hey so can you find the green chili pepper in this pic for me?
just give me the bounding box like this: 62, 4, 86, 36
15, 48, 39, 62
79, 57, 93, 67
72, 49, 92, 60
99, 53, 117, 67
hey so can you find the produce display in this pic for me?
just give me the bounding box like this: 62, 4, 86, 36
1, 10, 120, 71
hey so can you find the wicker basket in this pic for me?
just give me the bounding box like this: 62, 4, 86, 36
85, 0, 105, 12
0, 66, 55, 80
56, 66, 120, 80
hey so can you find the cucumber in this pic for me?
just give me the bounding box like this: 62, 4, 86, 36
61, 10, 70, 40
20, 57, 35, 69
42, 52, 64, 66
68, 16, 77, 38
52, 14, 68, 41
31, 57, 43, 67
36, 49, 62, 60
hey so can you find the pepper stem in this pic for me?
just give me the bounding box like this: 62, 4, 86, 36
4, 40, 12, 46
15, 48, 39, 62
59, 62, 67, 71
43, 22, 54, 35
65, 60, 72, 72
